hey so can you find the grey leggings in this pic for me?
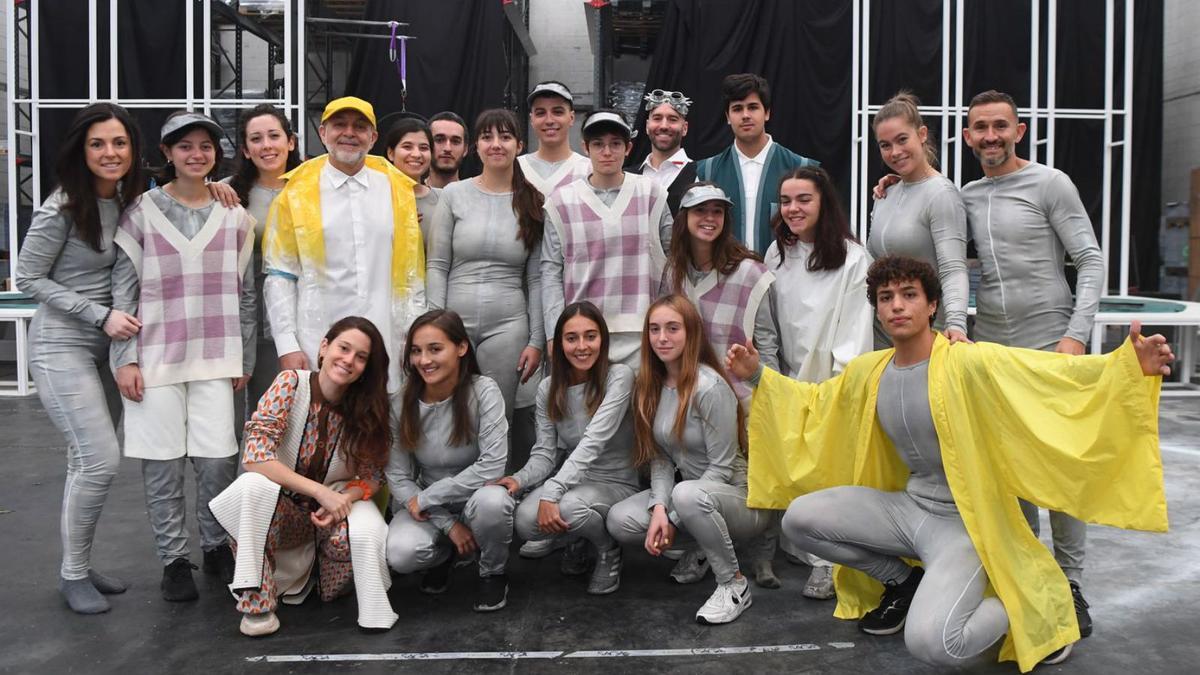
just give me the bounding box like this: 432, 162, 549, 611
607, 481, 771, 585
783, 486, 1008, 668
28, 311, 122, 581
386, 484, 515, 577
142, 456, 237, 564
515, 482, 639, 550
1020, 500, 1085, 584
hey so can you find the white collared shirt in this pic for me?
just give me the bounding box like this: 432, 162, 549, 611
734, 135, 773, 251
639, 147, 690, 190
317, 160, 396, 375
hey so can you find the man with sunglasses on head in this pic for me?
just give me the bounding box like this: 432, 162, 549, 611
636, 89, 696, 215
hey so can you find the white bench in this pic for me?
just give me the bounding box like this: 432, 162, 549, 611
0, 292, 37, 396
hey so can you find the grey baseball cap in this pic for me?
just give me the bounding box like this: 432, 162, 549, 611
679, 184, 734, 209
527, 81, 574, 107
160, 111, 225, 143
582, 110, 633, 139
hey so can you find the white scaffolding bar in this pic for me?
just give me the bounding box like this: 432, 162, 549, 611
88, 0, 98, 101
1119, 0, 1135, 295
185, 0, 194, 110
5, 0, 16, 288
203, 0, 212, 116
31, 1, 41, 207
852, 0, 1136, 297
110, 0, 118, 99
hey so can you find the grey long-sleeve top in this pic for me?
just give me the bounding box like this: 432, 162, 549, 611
16, 189, 120, 329
425, 180, 544, 347
960, 162, 1104, 349
649, 364, 746, 512
876, 358, 955, 509
511, 363, 640, 502
415, 187, 441, 249
867, 175, 969, 335
540, 176, 674, 343
385, 375, 509, 533
110, 188, 257, 373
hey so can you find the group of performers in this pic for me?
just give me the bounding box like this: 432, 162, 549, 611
16, 71, 1172, 672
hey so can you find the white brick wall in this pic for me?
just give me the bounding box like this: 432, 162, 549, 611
1162, 0, 1200, 206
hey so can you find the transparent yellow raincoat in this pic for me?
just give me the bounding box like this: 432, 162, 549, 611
747, 333, 1167, 672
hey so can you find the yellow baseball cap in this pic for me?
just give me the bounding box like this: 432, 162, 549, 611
321, 96, 377, 127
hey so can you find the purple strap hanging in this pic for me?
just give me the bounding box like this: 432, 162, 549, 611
388, 21, 408, 110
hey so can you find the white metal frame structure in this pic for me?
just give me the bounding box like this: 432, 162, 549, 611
5, 0, 309, 289
849, 0, 1136, 296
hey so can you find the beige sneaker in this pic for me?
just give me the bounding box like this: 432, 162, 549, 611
240, 612, 280, 637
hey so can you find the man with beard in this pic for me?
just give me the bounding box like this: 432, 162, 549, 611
263, 96, 425, 392
636, 89, 695, 214
427, 111, 468, 188
696, 73, 818, 254
958, 89, 1105, 637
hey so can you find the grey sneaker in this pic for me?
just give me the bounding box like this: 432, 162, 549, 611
519, 537, 565, 559
587, 545, 622, 595
695, 576, 752, 625
802, 565, 836, 600
751, 559, 781, 589
669, 550, 710, 584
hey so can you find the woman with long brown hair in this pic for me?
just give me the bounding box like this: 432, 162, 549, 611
495, 302, 640, 595
16, 102, 145, 614
209, 316, 397, 636
424, 108, 544, 422
605, 295, 769, 625
385, 309, 514, 613
762, 165, 873, 599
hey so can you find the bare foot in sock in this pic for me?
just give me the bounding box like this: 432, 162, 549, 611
60, 577, 111, 614
88, 570, 128, 594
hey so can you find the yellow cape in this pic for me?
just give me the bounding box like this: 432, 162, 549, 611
748, 333, 1166, 672
262, 154, 425, 302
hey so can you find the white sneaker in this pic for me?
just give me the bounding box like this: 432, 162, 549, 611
669, 550, 710, 584
1040, 642, 1073, 666
802, 565, 836, 600
240, 612, 280, 637
695, 576, 752, 625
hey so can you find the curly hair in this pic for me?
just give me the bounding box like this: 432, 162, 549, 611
866, 255, 942, 325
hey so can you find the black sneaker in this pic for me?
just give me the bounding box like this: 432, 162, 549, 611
1069, 581, 1092, 638
419, 555, 454, 594
161, 559, 199, 602
473, 574, 508, 612
203, 545, 236, 584
560, 538, 593, 577
858, 566, 923, 635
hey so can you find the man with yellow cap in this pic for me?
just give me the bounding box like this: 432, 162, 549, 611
263, 96, 425, 391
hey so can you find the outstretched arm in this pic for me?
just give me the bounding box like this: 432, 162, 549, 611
1130, 320, 1175, 376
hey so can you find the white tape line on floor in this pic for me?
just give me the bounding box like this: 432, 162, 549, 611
247, 642, 854, 663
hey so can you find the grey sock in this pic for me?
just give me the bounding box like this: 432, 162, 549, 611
59, 577, 110, 614
88, 570, 128, 594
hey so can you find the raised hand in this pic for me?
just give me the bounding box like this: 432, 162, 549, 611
1130, 320, 1174, 376
725, 338, 761, 382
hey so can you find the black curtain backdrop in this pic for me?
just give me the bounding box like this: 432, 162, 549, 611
38, 0, 202, 194
32, 0, 1164, 290
344, 0, 516, 178
634, 0, 1164, 291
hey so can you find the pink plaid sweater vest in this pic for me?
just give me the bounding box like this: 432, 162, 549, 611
548, 175, 667, 335
115, 195, 254, 387
684, 259, 773, 399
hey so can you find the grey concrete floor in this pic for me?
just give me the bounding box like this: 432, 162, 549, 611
1, 393, 1197, 675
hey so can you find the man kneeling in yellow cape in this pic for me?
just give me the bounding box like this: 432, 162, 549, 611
726, 255, 1172, 672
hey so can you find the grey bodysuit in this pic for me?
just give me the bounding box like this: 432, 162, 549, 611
415, 186, 441, 246
960, 162, 1104, 350
781, 357, 1009, 667
426, 180, 543, 419
868, 175, 969, 341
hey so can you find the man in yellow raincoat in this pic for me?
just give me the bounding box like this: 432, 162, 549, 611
264, 96, 425, 392
727, 255, 1172, 672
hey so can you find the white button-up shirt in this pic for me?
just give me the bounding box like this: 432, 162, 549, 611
639, 147, 690, 190
734, 135, 773, 251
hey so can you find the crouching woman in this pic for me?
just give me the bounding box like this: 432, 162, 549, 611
210, 316, 397, 636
